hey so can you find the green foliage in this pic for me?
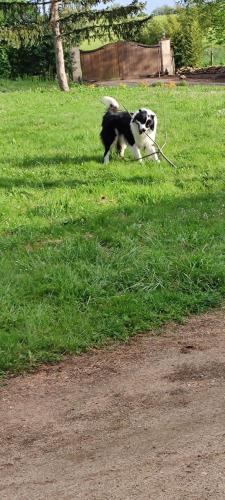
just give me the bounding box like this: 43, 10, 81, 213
137, 17, 166, 45
1, 81, 225, 374
173, 9, 203, 67
182, 0, 225, 45
203, 44, 225, 66
0, 1, 53, 77
136, 13, 180, 45
0, 46, 11, 77
0, 0, 149, 78
8, 41, 55, 77
0, 2, 46, 47
137, 8, 203, 68
176, 79, 188, 86
80, 37, 116, 50
0, 0, 148, 47
152, 5, 177, 16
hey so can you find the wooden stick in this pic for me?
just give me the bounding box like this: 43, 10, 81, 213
120, 102, 178, 168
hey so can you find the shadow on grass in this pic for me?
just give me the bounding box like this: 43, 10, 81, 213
0, 170, 159, 190
51, 189, 225, 240
0, 176, 92, 190
2, 188, 225, 245
1, 189, 225, 374
0, 154, 103, 169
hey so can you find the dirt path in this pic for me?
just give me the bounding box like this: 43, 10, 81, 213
94, 76, 225, 87
1, 309, 225, 500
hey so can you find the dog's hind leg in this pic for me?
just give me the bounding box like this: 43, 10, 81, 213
117, 137, 127, 158
101, 130, 117, 165
120, 139, 127, 158
103, 149, 110, 165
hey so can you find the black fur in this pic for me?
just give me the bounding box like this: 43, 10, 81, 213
100, 102, 158, 164
100, 108, 156, 163
100, 110, 135, 162
133, 110, 155, 132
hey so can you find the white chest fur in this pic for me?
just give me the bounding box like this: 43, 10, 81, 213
130, 122, 156, 148
130, 121, 159, 162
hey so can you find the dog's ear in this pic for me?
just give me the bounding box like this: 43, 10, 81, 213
150, 115, 155, 130
134, 110, 142, 121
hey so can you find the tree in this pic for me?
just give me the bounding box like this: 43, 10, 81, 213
50, 0, 69, 91
0, 0, 149, 91
173, 8, 203, 67
137, 13, 180, 45
152, 5, 177, 16
181, 0, 225, 45
136, 7, 203, 68
0, 46, 11, 77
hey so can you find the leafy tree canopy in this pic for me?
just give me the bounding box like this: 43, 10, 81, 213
181, 0, 225, 44
0, 0, 150, 48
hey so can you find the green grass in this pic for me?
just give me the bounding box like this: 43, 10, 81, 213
80, 37, 116, 50
1, 79, 225, 375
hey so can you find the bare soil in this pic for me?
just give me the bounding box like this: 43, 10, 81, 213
94, 75, 225, 86
1, 309, 225, 499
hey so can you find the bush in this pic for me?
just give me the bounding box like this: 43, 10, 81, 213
136, 9, 203, 69
176, 80, 189, 86
174, 9, 203, 67
0, 41, 72, 80
0, 47, 11, 78
137, 14, 180, 46
8, 41, 55, 78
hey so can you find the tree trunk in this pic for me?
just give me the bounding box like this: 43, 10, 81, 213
50, 0, 69, 92
42, 0, 46, 16
210, 46, 213, 66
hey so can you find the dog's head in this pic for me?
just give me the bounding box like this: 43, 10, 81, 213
132, 108, 156, 135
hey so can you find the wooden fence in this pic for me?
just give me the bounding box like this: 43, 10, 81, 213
72, 40, 175, 82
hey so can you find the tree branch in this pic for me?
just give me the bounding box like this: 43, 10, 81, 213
0, 0, 52, 5
60, 1, 146, 24
61, 15, 151, 38
0, 0, 108, 5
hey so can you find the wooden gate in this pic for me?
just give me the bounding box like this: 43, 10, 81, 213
80, 41, 162, 81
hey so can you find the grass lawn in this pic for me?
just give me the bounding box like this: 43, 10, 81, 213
80, 37, 115, 50
1, 79, 225, 375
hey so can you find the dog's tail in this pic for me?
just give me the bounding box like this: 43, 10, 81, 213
102, 96, 120, 112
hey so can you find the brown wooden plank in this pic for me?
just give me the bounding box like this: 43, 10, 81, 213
80, 43, 120, 81
119, 42, 161, 78
80, 41, 162, 81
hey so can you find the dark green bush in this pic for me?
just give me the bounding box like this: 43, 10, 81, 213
0, 46, 11, 78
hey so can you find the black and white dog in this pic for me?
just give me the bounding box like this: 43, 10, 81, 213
100, 96, 160, 164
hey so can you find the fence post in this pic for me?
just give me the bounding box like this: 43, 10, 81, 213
71, 47, 83, 82
160, 38, 175, 75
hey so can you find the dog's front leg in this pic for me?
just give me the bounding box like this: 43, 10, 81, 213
146, 144, 160, 163
131, 145, 142, 162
